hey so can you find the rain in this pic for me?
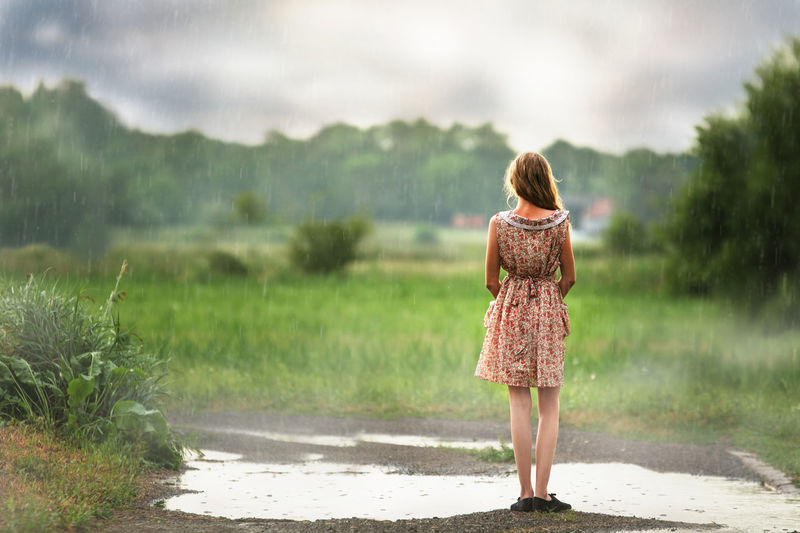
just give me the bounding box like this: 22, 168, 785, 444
0, 1, 799, 532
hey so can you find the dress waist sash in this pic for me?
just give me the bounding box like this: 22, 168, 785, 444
503, 273, 557, 305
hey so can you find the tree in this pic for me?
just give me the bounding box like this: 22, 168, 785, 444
666, 37, 800, 311
231, 191, 267, 225
0, 140, 93, 249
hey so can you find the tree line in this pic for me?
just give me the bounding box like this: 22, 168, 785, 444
0, 78, 690, 252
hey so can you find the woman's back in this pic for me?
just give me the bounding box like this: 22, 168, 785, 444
495, 210, 570, 279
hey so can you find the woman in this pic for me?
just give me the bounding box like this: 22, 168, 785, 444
474, 152, 576, 513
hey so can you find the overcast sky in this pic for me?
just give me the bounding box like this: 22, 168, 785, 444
1, 0, 799, 153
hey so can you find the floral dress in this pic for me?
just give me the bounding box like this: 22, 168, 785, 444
474, 209, 571, 388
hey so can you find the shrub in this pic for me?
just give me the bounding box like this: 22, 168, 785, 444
99, 244, 211, 281
231, 190, 267, 225
413, 224, 439, 245
757, 273, 800, 330
207, 250, 248, 277
0, 262, 182, 467
0, 244, 85, 277
98, 245, 254, 282
289, 216, 371, 274
603, 211, 650, 254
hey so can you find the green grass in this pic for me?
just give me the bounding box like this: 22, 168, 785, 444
69, 263, 500, 418
2, 225, 798, 486
0, 424, 146, 532
451, 439, 516, 463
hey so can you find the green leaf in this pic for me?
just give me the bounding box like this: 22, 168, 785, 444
0, 360, 14, 383
85, 351, 105, 379
8, 358, 38, 387
111, 400, 167, 437
67, 375, 95, 407
110, 366, 128, 379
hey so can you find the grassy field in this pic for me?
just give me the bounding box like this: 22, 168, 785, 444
2, 223, 799, 486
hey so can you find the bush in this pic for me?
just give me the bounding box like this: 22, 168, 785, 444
757, 273, 800, 330
0, 244, 85, 277
413, 224, 439, 245
289, 216, 371, 274
1, 243, 252, 282
99, 244, 215, 281
0, 263, 182, 467
231, 190, 267, 225
207, 250, 248, 277
603, 211, 650, 254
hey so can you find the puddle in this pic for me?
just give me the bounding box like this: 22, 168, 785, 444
165, 449, 800, 531
189, 426, 506, 450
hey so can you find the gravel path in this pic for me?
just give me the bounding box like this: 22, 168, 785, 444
100, 412, 760, 532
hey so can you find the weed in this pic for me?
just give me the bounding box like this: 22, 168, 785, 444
0, 263, 182, 467
476, 439, 516, 463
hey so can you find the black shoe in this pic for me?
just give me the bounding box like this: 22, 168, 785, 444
533, 493, 571, 513
510, 497, 534, 512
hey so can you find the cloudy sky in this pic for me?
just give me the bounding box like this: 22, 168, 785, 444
1, 0, 799, 153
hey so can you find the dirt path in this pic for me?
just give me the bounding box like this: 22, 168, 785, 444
100, 412, 762, 532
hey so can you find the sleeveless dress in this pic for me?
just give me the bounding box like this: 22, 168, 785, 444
474, 209, 571, 388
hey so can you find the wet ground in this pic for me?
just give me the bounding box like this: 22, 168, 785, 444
169, 412, 759, 478
102, 412, 799, 532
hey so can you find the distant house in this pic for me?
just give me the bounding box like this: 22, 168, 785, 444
451, 213, 487, 229
581, 197, 613, 237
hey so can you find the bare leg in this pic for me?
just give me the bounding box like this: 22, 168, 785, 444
508, 385, 533, 499
534, 386, 560, 499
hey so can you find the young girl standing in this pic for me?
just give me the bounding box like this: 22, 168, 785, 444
475, 152, 575, 513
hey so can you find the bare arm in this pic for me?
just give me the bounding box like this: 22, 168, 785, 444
558, 223, 576, 298
485, 216, 502, 298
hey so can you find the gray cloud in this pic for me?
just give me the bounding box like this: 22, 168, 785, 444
1, 0, 799, 152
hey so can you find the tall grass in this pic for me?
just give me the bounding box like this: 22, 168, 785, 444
0, 264, 182, 467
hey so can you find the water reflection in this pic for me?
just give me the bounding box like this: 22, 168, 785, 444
189, 425, 506, 450
164, 449, 799, 531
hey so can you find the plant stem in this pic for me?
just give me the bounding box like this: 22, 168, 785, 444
105, 260, 128, 318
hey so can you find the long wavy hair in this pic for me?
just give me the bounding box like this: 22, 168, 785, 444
503, 152, 564, 210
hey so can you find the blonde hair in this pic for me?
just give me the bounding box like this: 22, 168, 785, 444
503, 152, 564, 210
